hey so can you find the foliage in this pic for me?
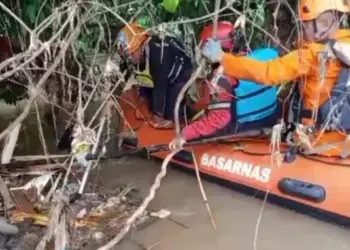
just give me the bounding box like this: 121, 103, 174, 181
0, 0, 277, 54
0, 0, 303, 104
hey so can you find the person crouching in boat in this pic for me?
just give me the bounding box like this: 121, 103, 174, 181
198, 0, 350, 157
116, 22, 192, 129
169, 21, 280, 150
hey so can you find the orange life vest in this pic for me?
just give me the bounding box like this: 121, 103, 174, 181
294, 31, 350, 156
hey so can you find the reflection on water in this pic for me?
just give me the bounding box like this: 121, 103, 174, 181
0, 99, 120, 156
0, 104, 60, 156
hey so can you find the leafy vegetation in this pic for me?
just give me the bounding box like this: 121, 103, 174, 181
0, 0, 299, 104
0, 0, 299, 53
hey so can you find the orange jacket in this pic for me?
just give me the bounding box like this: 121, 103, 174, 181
220, 29, 350, 156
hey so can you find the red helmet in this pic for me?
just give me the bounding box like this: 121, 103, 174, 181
199, 21, 236, 50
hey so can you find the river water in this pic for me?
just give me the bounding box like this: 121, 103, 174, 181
1, 101, 350, 250
100, 157, 350, 250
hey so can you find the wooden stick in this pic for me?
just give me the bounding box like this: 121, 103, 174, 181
173, 0, 222, 230
12, 154, 70, 162
174, 0, 222, 138
0, 176, 14, 215
1, 123, 22, 164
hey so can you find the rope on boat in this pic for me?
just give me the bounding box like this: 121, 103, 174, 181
270, 122, 284, 168
253, 120, 284, 250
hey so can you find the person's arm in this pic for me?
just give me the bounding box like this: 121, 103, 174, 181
221, 48, 315, 85
182, 77, 233, 141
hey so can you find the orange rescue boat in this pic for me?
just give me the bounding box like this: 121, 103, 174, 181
118, 86, 350, 226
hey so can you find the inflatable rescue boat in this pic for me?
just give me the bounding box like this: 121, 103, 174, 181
116, 85, 350, 227
115, 47, 350, 227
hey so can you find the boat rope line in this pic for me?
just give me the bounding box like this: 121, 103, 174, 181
117, 123, 350, 168
226, 147, 350, 167
113, 136, 350, 168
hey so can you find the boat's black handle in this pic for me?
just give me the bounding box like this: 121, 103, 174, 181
278, 178, 326, 203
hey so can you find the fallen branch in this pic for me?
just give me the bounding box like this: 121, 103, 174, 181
171, 0, 223, 231
174, 61, 206, 137
174, 0, 222, 137
1, 123, 22, 164
35, 195, 68, 250
12, 154, 70, 162
1, 157, 70, 170
0, 176, 14, 215
78, 115, 107, 194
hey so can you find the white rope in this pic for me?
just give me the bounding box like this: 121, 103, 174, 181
270, 122, 284, 167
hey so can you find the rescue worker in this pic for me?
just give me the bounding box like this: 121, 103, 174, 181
190, 0, 350, 157
169, 21, 279, 149
117, 22, 192, 129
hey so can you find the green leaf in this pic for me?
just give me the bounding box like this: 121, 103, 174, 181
162, 0, 180, 13
138, 16, 151, 28
26, 3, 37, 25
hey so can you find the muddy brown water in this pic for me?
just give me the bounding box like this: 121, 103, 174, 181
1, 102, 350, 250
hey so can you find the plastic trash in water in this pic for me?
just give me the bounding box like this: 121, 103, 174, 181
150, 209, 172, 219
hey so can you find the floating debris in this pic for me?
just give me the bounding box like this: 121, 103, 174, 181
5, 173, 151, 250
150, 209, 172, 219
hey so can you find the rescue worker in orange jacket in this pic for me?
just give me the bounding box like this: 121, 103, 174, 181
171, 0, 350, 156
